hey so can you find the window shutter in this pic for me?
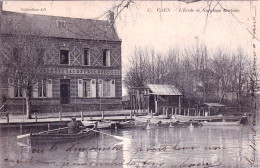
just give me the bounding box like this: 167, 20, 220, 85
78, 79, 83, 98
46, 79, 52, 98
98, 79, 103, 97
110, 80, 115, 97
8, 78, 14, 98
33, 82, 38, 98
88, 50, 91, 66
22, 89, 26, 98
91, 79, 96, 98
107, 50, 111, 67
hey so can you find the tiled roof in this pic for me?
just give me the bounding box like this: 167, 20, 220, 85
1, 11, 120, 41
147, 84, 182, 96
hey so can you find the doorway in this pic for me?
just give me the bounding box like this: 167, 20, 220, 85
60, 79, 70, 104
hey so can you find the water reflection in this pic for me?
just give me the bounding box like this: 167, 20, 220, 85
0, 126, 253, 168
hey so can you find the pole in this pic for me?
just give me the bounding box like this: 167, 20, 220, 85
20, 123, 23, 133
163, 107, 165, 115
130, 92, 133, 115
81, 111, 84, 121
154, 95, 158, 114
102, 111, 104, 120
6, 112, 9, 123
35, 112, 37, 122
130, 110, 132, 119
100, 97, 102, 113
133, 94, 136, 114
178, 96, 181, 115
188, 109, 190, 116
59, 112, 62, 121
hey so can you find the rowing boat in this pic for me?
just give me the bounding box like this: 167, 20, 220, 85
170, 121, 202, 127
82, 120, 113, 129
173, 114, 223, 122
30, 126, 97, 145
201, 121, 240, 126
134, 115, 174, 124
116, 120, 137, 129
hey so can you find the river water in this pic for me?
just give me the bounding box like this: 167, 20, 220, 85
0, 125, 254, 168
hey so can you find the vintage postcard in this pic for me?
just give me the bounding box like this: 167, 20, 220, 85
0, 1, 260, 168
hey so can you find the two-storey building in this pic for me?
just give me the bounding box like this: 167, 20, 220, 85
0, 6, 122, 113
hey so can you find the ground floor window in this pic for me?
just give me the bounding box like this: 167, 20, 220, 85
103, 80, 111, 97
78, 78, 115, 98
15, 80, 23, 98
98, 79, 115, 98
83, 79, 91, 97
39, 79, 47, 98
78, 79, 96, 98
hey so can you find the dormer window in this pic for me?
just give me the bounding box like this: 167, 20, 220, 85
56, 20, 66, 28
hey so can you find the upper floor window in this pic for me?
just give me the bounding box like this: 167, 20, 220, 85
83, 49, 90, 66
13, 48, 21, 64
103, 49, 110, 67
37, 48, 45, 65
60, 50, 69, 65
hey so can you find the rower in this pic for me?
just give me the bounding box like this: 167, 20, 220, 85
67, 117, 80, 134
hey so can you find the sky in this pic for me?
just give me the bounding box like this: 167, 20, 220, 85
3, 1, 260, 95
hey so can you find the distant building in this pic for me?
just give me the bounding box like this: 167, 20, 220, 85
0, 4, 122, 113
130, 84, 182, 114
147, 84, 182, 114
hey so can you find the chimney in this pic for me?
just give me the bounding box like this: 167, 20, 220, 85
0, 1, 2, 13
107, 11, 115, 26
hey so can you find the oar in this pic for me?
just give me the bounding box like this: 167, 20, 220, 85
91, 129, 130, 142
17, 127, 68, 139
17, 133, 31, 139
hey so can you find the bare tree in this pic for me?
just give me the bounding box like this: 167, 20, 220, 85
124, 44, 252, 108
0, 23, 49, 118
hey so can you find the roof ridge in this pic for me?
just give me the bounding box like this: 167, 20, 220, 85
2, 10, 108, 23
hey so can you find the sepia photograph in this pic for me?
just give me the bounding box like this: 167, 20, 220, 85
0, 0, 260, 167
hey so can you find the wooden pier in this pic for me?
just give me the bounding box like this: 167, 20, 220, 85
0, 110, 135, 128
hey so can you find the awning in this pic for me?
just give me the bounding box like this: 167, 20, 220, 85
147, 84, 182, 96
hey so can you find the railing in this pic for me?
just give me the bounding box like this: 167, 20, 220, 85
162, 106, 210, 117
0, 110, 133, 124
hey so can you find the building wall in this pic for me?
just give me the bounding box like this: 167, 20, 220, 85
149, 95, 181, 114
1, 35, 123, 113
